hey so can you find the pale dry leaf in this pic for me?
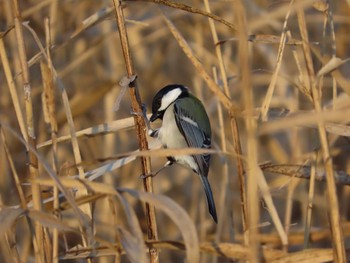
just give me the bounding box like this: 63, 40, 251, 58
32, 177, 200, 262
118, 227, 147, 263
0, 207, 24, 239
0, 122, 90, 231
270, 248, 333, 263
324, 122, 350, 137
121, 188, 199, 263
259, 108, 350, 134
317, 56, 350, 78
113, 84, 128, 112
38, 140, 161, 185
59, 194, 106, 211
27, 210, 73, 231
256, 166, 288, 246
114, 75, 137, 111
85, 139, 161, 181
38, 116, 141, 148
71, 7, 113, 39
115, 192, 147, 263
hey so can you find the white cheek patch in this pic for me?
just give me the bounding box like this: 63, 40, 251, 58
159, 88, 182, 111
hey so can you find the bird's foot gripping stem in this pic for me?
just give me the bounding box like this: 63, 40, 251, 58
139, 160, 173, 179
139, 172, 156, 179
130, 103, 158, 138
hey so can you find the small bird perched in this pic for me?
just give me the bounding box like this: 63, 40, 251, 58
148, 84, 217, 223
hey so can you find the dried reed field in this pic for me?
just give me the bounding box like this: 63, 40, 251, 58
1, 0, 350, 262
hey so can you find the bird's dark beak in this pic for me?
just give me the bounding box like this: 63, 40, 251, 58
150, 113, 158, 122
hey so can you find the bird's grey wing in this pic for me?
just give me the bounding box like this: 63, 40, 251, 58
174, 99, 211, 177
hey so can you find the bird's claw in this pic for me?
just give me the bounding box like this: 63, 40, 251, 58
140, 172, 156, 179
149, 128, 159, 138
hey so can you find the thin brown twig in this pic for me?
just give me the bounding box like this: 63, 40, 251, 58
261, 163, 350, 186
126, 0, 237, 31
112, 1, 159, 262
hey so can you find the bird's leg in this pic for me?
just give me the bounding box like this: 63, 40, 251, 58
140, 160, 173, 179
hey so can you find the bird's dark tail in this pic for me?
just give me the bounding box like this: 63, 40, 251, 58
200, 176, 217, 223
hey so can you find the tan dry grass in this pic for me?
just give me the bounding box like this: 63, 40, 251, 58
1, 0, 350, 262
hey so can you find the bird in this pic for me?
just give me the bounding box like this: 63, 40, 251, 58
148, 84, 217, 223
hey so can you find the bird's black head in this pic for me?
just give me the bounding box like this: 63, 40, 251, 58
150, 84, 189, 122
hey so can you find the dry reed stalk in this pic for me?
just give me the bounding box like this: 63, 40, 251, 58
36, 176, 200, 262
48, 0, 58, 42
283, 177, 299, 251
58, 236, 338, 262
192, 34, 210, 237
100, 7, 120, 263
289, 30, 312, 100
296, 4, 346, 262
304, 153, 317, 248
112, 1, 159, 262
52, 79, 92, 227
42, 17, 59, 263
0, 134, 23, 263
204, 1, 248, 245
232, 0, 288, 258
0, 129, 27, 209
0, 197, 20, 263
161, 10, 240, 116
236, 221, 350, 246
11, 0, 45, 261
0, 38, 27, 143
4, 232, 21, 263
327, 3, 338, 112
4, 16, 101, 260
23, 15, 93, 249
37, 116, 139, 148
259, 107, 350, 135
21, 0, 51, 18
283, 85, 302, 253
260, 0, 294, 121
230, 117, 248, 229
310, 47, 350, 95
248, 0, 314, 32
212, 67, 235, 255
234, 1, 261, 262
0, 128, 39, 263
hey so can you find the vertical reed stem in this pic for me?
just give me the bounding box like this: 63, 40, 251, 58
112, 1, 159, 262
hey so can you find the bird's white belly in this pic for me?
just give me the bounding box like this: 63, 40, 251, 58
158, 106, 198, 172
